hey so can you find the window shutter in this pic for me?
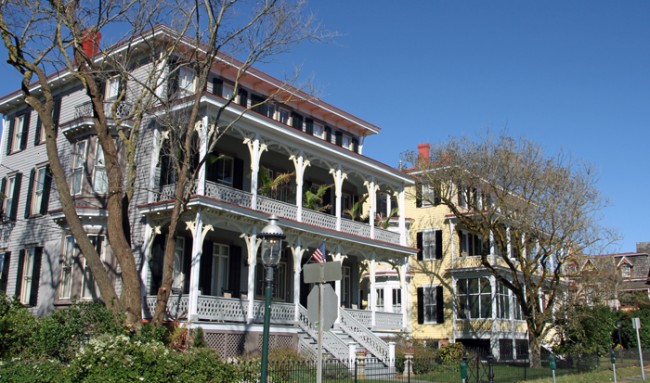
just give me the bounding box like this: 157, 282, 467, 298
417, 287, 424, 324
34, 115, 42, 145
199, 241, 213, 295
24, 169, 35, 218
0, 252, 10, 292
237, 89, 248, 107
459, 230, 466, 256
436, 285, 444, 323
325, 126, 332, 143
233, 157, 244, 190
14, 249, 25, 297
433, 182, 441, 206
5, 117, 14, 155
167, 61, 179, 99
10, 173, 22, 221
416, 232, 423, 261
52, 98, 61, 134
19, 112, 30, 151
305, 118, 314, 135
212, 78, 223, 96
29, 248, 42, 306
334, 131, 343, 146
40, 166, 52, 215
291, 113, 303, 131
0, 177, 5, 218
352, 138, 359, 153
435, 230, 443, 260
415, 182, 422, 207
229, 245, 242, 298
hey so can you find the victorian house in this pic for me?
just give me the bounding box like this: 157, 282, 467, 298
0, 25, 416, 363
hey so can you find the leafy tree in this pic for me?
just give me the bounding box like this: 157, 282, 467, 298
0, 292, 38, 360
0, 0, 322, 327
404, 133, 613, 367
554, 305, 616, 355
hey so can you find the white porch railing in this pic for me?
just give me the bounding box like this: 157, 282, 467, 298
344, 308, 403, 331
296, 305, 350, 364
338, 309, 390, 365
156, 182, 401, 245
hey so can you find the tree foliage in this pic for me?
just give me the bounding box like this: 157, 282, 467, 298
404, 133, 613, 366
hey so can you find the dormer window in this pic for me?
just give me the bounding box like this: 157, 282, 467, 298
312, 122, 324, 139
178, 67, 195, 94
621, 264, 631, 278
105, 75, 121, 100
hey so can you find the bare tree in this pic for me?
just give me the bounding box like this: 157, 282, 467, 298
404, 133, 614, 367
0, 0, 322, 328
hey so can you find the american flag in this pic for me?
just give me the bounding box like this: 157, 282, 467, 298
311, 241, 326, 263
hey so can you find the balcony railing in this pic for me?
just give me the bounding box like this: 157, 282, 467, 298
75, 100, 133, 119
158, 181, 401, 245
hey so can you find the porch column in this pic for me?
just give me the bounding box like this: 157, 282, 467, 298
490, 229, 496, 263
245, 136, 267, 210
195, 116, 208, 195
186, 209, 213, 321
506, 225, 512, 258
397, 186, 406, 246
290, 153, 310, 222
148, 129, 163, 202
333, 246, 346, 323
241, 230, 260, 322
291, 241, 306, 321
400, 256, 408, 330
364, 179, 378, 238
330, 166, 347, 231
451, 275, 457, 343
140, 224, 161, 308
369, 254, 377, 328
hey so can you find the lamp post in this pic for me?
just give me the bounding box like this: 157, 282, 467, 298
259, 215, 285, 383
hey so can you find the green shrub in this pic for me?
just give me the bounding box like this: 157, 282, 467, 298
35, 302, 123, 362
175, 348, 240, 383
436, 342, 465, 365
0, 359, 66, 383
0, 293, 38, 360
132, 322, 171, 344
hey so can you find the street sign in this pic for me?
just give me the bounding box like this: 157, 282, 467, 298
633, 317, 641, 329
303, 261, 342, 283
307, 283, 338, 330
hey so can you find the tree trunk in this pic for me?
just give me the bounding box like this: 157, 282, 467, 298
528, 329, 542, 368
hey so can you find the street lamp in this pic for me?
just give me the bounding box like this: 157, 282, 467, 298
259, 215, 285, 383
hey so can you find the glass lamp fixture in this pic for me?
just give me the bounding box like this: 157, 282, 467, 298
260, 215, 285, 267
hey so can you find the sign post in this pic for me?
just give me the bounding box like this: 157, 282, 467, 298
304, 261, 342, 383
549, 354, 556, 383
611, 350, 617, 383
633, 317, 645, 381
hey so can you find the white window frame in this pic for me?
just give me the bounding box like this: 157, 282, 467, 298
105, 75, 121, 100
10, 114, 24, 153
342, 134, 352, 150
71, 140, 87, 195
4, 175, 17, 219
172, 237, 185, 292
178, 67, 195, 94
421, 183, 437, 206
459, 229, 483, 257
422, 285, 439, 323
211, 243, 230, 296
20, 248, 36, 305
392, 288, 402, 312
81, 236, 105, 300
496, 282, 510, 319
58, 236, 76, 300
621, 264, 631, 278
216, 154, 234, 186
313, 122, 324, 139
457, 277, 492, 319
278, 108, 290, 124
30, 166, 48, 215
422, 229, 436, 260
376, 288, 385, 310
222, 83, 234, 100
92, 141, 108, 194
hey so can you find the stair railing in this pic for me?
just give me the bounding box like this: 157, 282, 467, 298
338, 308, 390, 366
297, 304, 350, 364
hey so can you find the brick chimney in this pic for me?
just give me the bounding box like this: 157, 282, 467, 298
81, 28, 102, 58
418, 143, 430, 162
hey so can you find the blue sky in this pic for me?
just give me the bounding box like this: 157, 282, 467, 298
1, 1, 648, 252
259, 0, 649, 253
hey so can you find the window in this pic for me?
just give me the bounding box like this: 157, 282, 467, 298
71, 140, 87, 195
211, 243, 230, 296
417, 285, 444, 324
312, 122, 324, 139
255, 260, 287, 300
93, 141, 107, 193
172, 237, 185, 292
417, 229, 442, 260
342, 134, 352, 150
34, 98, 61, 145
105, 75, 121, 99
0, 252, 10, 292
8, 113, 29, 154
392, 288, 402, 311
376, 289, 385, 310
621, 264, 632, 278
178, 67, 195, 94
457, 186, 478, 209
17, 247, 42, 306
278, 108, 290, 124
58, 236, 75, 299
26, 165, 51, 217
341, 266, 351, 307
459, 229, 484, 257
457, 277, 492, 319
215, 155, 234, 186
513, 292, 524, 320
496, 282, 510, 319
81, 236, 105, 300
1, 173, 22, 221
222, 83, 234, 100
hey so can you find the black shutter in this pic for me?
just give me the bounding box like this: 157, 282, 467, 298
237, 89, 248, 107
10, 173, 22, 221
417, 287, 424, 324
183, 237, 192, 294
352, 138, 359, 153
40, 166, 52, 215
34, 115, 42, 145
334, 131, 343, 146
167, 61, 179, 99
15, 250, 25, 297
433, 182, 441, 206
415, 182, 422, 207
29, 248, 42, 306
233, 157, 244, 190
436, 285, 444, 323
229, 245, 242, 298
416, 232, 423, 261
206, 150, 219, 183
305, 118, 314, 135
435, 230, 443, 260
200, 241, 213, 295
5, 117, 14, 155
19, 112, 30, 151
325, 126, 332, 143
0, 252, 10, 292
0, 178, 5, 217
212, 78, 223, 96
24, 169, 35, 218
291, 113, 303, 131
52, 98, 61, 134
